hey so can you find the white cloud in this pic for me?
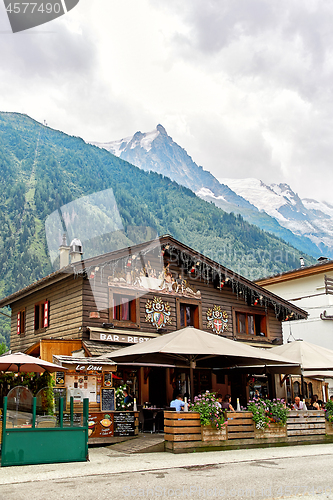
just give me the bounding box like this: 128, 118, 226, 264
0, 0, 332, 201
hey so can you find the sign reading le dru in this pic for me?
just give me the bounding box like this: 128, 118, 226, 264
3, 0, 80, 33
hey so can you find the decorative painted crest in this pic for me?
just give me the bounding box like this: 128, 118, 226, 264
145, 296, 172, 329
206, 305, 228, 334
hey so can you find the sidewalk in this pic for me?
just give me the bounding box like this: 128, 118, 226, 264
1, 442, 333, 486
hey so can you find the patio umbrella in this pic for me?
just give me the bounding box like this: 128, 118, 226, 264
0, 352, 66, 373
269, 340, 333, 373
106, 327, 301, 396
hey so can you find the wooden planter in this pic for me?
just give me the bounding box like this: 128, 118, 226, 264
201, 425, 227, 442
325, 420, 333, 435
254, 421, 287, 439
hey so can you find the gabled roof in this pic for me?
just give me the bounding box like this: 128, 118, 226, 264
256, 257, 333, 287
0, 234, 307, 321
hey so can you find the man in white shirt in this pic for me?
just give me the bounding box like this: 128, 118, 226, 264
293, 396, 307, 410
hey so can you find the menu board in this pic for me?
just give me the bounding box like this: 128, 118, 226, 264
63, 412, 83, 426
101, 388, 115, 411
88, 412, 113, 438
114, 412, 135, 436
56, 372, 65, 385
53, 387, 67, 410
104, 373, 112, 387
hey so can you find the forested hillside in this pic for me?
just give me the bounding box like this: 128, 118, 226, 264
0, 112, 315, 347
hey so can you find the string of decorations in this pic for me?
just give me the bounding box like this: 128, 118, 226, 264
73, 241, 303, 322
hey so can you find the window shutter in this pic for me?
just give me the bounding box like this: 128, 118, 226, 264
17, 312, 21, 335
43, 300, 49, 328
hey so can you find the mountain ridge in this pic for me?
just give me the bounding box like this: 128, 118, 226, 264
91, 125, 332, 258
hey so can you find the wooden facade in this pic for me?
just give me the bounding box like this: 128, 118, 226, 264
0, 235, 307, 408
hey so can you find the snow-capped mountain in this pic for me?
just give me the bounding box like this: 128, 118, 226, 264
91, 124, 253, 209
219, 179, 333, 257
90, 126, 332, 258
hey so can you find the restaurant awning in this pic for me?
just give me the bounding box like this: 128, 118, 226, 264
106, 326, 301, 371
269, 340, 333, 373
53, 355, 116, 372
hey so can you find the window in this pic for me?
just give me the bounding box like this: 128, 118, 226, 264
180, 304, 198, 327
108, 289, 139, 328
17, 309, 25, 335
176, 298, 202, 329
235, 311, 267, 337
34, 300, 49, 331
293, 381, 300, 397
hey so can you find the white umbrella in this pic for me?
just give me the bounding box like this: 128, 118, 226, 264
270, 340, 333, 372
107, 327, 300, 396
0, 352, 66, 373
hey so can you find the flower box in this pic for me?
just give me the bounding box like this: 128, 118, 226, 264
254, 422, 287, 439
201, 425, 227, 442
325, 420, 333, 435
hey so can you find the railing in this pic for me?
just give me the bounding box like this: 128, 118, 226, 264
1, 397, 89, 467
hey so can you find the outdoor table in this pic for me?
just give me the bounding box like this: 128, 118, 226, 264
142, 408, 165, 433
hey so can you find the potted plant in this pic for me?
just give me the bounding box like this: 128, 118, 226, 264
248, 398, 288, 438
189, 391, 227, 441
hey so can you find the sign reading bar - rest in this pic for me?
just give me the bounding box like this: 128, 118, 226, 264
90, 331, 152, 344
101, 388, 115, 412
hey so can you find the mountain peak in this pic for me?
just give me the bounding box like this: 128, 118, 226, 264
156, 124, 167, 135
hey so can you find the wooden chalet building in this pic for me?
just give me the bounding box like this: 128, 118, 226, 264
0, 235, 307, 409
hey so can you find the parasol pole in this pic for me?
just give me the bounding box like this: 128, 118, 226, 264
190, 359, 196, 401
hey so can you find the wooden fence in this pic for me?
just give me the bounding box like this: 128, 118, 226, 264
164, 410, 333, 453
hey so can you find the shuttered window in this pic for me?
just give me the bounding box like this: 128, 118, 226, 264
34, 300, 49, 331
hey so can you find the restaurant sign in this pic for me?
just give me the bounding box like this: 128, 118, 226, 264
76, 364, 103, 372
90, 331, 152, 344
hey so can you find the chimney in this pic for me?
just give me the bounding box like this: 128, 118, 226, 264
70, 238, 83, 264
59, 233, 70, 268
300, 257, 305, 268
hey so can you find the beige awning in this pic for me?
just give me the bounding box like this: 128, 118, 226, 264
105, 326, 301, 372
270, 340, 333, 372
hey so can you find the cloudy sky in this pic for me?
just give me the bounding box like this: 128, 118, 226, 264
0, 0, 332, 202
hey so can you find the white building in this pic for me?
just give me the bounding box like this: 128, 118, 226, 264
256, 258, 333, 398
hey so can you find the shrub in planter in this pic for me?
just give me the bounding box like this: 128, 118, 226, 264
325, 400, 333, 422
248, 398, 288, 430
189, 391, 226, 430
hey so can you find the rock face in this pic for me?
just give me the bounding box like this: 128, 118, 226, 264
91, 126, 333, 258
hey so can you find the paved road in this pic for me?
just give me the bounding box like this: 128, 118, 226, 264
1, 444, 333, 500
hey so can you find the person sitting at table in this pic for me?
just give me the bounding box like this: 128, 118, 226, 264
293, 396, 307, 410
216, 394, 223, 408
308, 395, 320, 410
221, 394, 235, 412
170, 394, 185, 412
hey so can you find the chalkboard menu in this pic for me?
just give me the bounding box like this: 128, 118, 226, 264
114, 412, 135, 436
63, 412, 83, 426
101, 388, 115, 411
53, 387, 67, 410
